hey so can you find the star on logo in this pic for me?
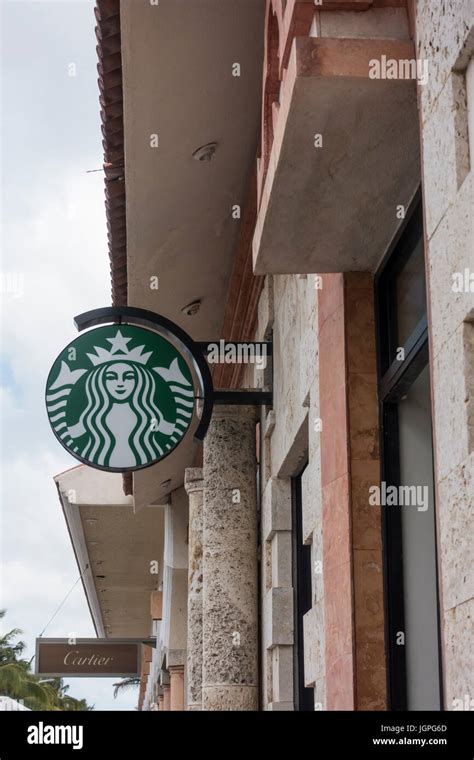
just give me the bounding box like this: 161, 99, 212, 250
106, 330, 132, 354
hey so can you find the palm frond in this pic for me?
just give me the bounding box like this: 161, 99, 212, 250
113, 677, 140, 698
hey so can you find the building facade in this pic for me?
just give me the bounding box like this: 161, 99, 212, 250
56, 0, 473, 711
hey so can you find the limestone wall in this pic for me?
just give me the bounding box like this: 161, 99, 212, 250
416, 0, 474, 710
245, 273, 323, 710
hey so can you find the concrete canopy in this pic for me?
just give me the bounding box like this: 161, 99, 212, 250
55, 466, 163, 638
119, 0, 265, 509
252, 36, 421, 274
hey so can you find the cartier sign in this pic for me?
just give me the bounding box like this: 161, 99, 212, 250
35, 638, 142, 677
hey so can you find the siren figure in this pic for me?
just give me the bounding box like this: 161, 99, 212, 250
46, 329, 193, 469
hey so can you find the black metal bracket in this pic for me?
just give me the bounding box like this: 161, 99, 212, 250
141, 637, 157, 648
74, 307, 214, 442
198, 339, 273, 407
73, 308, 273, 444
213, 390, 272, 405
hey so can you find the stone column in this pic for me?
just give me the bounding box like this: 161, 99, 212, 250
184, 467, 204, 710
162, 685, 171, 711
202, 406, 258, 710
169, 665, 185, 710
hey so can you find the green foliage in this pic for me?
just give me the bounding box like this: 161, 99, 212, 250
113, 676, 140, 699
0, 610, 93, 711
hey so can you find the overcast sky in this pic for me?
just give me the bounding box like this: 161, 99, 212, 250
1, 0, 137, 710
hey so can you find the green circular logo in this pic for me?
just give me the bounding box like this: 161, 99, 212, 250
45, 325, 195, 471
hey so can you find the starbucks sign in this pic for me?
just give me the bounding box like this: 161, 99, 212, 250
46, 324, 195, 472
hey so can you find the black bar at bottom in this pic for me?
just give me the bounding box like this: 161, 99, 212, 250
0, 710, 469, 758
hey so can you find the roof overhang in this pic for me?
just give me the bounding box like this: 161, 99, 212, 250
120, 0, 265, 334
117, 0, 266, 507
55, 466, 163, 638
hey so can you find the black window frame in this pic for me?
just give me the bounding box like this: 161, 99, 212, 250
374, 190, 443, 711
291, 463, 314, 712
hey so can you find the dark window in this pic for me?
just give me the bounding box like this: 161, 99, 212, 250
375, 194, 443, 711
291, 466, 314, 711
378, 202, 426, 377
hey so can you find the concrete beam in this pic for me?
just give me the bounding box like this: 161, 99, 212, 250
253, 36, 420, 274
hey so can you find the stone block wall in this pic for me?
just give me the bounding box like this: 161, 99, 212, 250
415, 0, 474, 709
245, 273, 323, 710
246, 270, 386, 710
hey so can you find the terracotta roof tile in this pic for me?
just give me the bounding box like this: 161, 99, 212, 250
95, 0, 127, 306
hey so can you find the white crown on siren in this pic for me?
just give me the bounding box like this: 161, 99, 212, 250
87, 329, 153, 366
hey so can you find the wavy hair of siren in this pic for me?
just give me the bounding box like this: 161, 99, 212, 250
77, 363, 167, 467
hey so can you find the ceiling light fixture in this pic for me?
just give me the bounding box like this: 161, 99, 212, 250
192, 142, 218, 162
181, 300, 201, 317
